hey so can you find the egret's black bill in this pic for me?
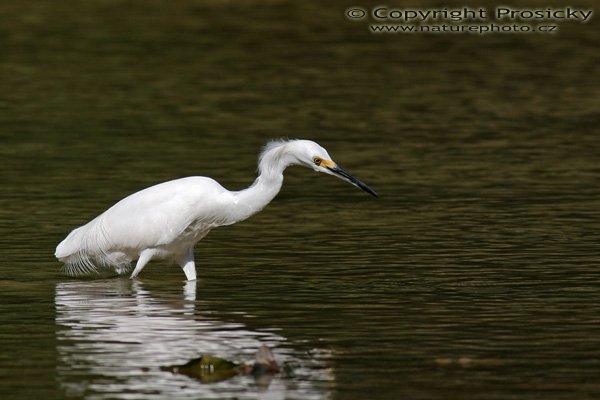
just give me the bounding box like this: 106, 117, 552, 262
327, 165, 378, 197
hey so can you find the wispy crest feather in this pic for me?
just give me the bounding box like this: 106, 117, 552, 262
258, 139, 298, 175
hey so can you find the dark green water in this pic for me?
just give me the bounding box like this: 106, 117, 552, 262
1, 1, 600, 399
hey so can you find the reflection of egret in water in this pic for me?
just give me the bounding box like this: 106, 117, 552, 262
56, 279, 331, 399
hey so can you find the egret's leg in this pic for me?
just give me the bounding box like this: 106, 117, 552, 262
179, 248, 197, 281
130, 249, 154, 279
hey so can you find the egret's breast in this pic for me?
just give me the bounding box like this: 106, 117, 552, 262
177, 219, 215, 244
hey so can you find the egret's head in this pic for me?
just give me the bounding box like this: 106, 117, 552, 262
290, 140, 378, 197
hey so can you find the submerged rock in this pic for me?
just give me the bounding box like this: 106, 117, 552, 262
161, 345, 279, 384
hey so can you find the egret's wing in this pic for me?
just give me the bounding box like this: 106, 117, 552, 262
100, 177, 231, 250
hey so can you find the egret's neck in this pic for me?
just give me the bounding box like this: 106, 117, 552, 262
234, 173, 283, 217
231, 144, 294, 222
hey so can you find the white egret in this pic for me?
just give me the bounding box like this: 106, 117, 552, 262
55, 139, 377, 281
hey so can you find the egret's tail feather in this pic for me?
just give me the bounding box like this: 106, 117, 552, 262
57, 215, 132, 277
61, 253, 99, 277
60, 251, 132, 277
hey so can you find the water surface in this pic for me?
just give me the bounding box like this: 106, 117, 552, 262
1, 1, 599, 399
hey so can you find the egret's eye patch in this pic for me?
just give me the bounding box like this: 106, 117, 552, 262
313, 157, 322, 166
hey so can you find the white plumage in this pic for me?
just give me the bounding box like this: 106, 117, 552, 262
55, 139, 377, 281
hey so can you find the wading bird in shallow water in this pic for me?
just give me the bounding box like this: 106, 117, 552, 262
55, 139, 377, 281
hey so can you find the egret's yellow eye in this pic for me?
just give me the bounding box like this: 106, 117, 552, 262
313, 157, 322, 165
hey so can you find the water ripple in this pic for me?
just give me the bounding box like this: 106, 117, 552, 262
55, 279, 332, 400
